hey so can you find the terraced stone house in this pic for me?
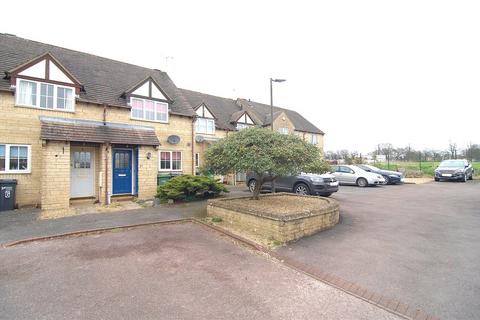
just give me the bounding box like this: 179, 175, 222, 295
0, 34, 325, 215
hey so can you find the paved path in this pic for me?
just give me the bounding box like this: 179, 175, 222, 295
0, 222, 402, 320
0, 187, 249, 245
276, 180, 480, 320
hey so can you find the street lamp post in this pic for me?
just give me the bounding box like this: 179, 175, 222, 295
269, 78, 286, 194
270, 78, 286, 131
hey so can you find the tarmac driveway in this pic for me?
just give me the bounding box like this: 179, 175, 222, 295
277, 180, 480, 320
0, 222, 401, 320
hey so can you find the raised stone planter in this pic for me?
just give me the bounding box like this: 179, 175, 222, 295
207, 193, 339, 243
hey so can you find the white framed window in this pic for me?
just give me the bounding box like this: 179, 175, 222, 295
159, 151, 182, 171
16, 79, 74, 111
311, 134, 318, 145
0, 144, 31, 173
236, 123, 252, 130
195, 153, 200, 168
278, 127, 289, 135
130, 98, 169, 123
195, 118, 215, 134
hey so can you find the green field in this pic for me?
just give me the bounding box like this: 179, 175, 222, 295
374, 161, 480, 177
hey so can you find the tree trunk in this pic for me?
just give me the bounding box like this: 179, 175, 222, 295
253, 177, 263, 200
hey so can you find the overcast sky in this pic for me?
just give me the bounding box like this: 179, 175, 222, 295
2, 0, 479, 153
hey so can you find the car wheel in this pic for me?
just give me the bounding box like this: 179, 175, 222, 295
469, 173, 473, 180
383, 176, 390, 184
248, 179, 256, 193
434, 177, 439, 182
294, 183, 310, 195
463, 174, 468, 182
356, 178, 368, 187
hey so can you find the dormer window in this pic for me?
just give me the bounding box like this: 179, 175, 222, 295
10, 53, 81, 113
195, 104, 215, 134
126, 77, 171, 123
16, 79, 74, 111
236, 112, 254, 130
131, 98, 168, 123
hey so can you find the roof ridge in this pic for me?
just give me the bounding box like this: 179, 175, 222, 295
0, 33, 166, 75
179, 88, 237, 102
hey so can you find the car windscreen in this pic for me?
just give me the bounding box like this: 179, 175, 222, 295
439, 160, 465, 168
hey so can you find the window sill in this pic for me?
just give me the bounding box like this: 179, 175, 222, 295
0, 170, 31, 174
15, 104, 75, 113
158, 170, 183, 172
130, 117, 169, 124
195, 132, 216, 136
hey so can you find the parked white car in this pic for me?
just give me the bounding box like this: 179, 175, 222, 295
332, 165, 386, 187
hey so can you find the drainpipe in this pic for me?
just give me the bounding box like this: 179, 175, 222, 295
103, 104, 107, 125
192, 116, 196, 175
105, 142, 110, 205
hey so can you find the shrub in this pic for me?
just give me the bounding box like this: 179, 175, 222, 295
156, 175, 229, 201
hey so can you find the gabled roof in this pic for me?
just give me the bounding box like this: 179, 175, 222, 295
180, 89, 240, 131
124, 76, 173, 103
8, 52, 82, 87
0, 34, 194, 117
236, 99, 325, 134
180, 89, 324, 134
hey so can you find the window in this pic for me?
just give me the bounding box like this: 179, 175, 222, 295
172, 152, 181, 170
195, 118, 215, 134
0, 144, 31, 173
57, 87, 74, 110
236, 123, 251, 130
17, 80, 37, 106
278, 127, 289, 135
114, 152, 129, 169
0, 145, 5, 172
195, 153, 200, 168
73, 151, 92, 169
40, 83, 54, 109
130, 98, 169, 123
311, 134, 318, 145
159, 151, 182, 171
16, 79, 74, 111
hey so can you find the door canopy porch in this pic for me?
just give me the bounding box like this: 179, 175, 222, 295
39, 116, 160, 146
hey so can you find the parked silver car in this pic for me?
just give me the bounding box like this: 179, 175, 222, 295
332, 165, 386, 187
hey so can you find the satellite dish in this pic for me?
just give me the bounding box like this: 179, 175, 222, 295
195, 135, 204, 143
167, 135, 180, 144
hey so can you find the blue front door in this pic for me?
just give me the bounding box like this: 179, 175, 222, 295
113, 149, 132, 194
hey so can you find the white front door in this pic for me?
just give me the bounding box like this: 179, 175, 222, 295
70, 147, 95, 198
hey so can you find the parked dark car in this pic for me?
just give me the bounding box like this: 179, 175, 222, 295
434, 159, 474, 182
246, 173, 339, 197
356, 164, 404, 185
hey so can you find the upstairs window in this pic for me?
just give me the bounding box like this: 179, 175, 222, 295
195, 118, 215, 134
278, 127, 289, 135
311, 134, 318, 145
131, 98, 169, 123
16, 79, 74, 111
0, 144, 31, 173
195, 104, 215, 134
236, 123, 252, 130
236, 113, 254, 130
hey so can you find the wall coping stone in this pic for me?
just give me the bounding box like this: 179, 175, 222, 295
208, 192, 339, 222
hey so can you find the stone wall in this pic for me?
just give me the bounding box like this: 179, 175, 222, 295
137, 145, 158, 200
207, 194, 339, 243
40, 141, 72, 215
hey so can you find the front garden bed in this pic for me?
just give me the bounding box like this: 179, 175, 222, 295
207, 193, 339, 245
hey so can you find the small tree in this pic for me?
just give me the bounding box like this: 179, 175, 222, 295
204, 128, 330, 200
